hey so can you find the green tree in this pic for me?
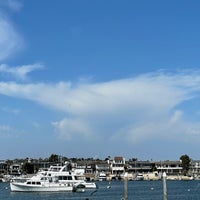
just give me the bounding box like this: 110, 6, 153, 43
151, 163, 157, 172
180, 154, 191, 175
49, 154, 59, 163
22, 162, 35, 174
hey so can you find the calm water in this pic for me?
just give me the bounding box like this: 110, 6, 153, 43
1, 180, 200, 200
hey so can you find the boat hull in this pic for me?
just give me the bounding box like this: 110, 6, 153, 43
10, 182, 73, 192
83, 182, 97, 189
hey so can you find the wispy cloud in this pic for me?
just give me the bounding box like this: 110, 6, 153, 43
0, 124, 12, 138
52, 118, 93, 141
0, 16, 23, 61
6, 0, 22, 12
0, 0, 23, 12
0, 71, 200, 146
0, 63, 45, 80
1, 106, 20, 115
0, 0, 23, 61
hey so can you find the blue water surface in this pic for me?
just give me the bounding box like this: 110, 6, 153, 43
1, 180, 200, 200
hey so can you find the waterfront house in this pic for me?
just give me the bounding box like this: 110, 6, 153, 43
10, 163, 21, 176
110, 156, 125, 175
128, 160, 154, 174
155, 160, 182, 175
0, 161, 7, 174
189, 160, 200, 177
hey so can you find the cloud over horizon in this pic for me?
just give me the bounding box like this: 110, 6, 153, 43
0, 71, 200, 147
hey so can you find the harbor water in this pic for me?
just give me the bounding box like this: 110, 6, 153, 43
1, 180, 200, 200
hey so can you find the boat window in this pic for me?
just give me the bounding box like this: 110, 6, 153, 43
75, 176, 78, 180
32, 182, 36, 185
41, 177, 48, 181
68, 176, 72, 180
58, 175, 73, 180
36, 182, 41, 185
27, 182, 31, 184
51, 167, 61, 172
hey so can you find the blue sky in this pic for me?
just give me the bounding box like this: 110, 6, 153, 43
1, 0, 200, 161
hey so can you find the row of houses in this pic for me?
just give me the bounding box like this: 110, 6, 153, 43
1, 156, 200, 177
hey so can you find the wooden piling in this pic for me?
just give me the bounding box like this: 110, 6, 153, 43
124, 172, 128, 200
163, 172, 167, 200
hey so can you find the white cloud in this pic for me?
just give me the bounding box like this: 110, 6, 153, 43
0, 0, 24, 61
0, 16, 23, 61
0, 124, 11, 132
0, 0, 22, 12
186, 127, 200, 136
1, 106, 20, 115
6, 0, 22, 12
0, 124, 24, 139
0, 124, 12, 138
52, 118, 93, 140
0, 71, 200, 144
169, 110, 183, 125
0, 63, 44, 80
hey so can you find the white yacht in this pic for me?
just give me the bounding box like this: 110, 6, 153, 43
98, 172, 107, 181
135, 173, 144, 181
10, 164, 97, 192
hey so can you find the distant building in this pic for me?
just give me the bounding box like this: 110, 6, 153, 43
0, 161, 7, 174
10, 163, 21, 176
110, 156, 125, 175
155, 160, 182, 175
189, 160, 200, 176
128, 160, 154, 173
95, 162, 110, 174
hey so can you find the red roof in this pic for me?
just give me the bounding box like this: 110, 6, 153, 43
114, 156, 123, 161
